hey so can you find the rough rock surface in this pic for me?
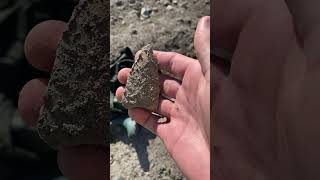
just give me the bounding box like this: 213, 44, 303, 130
121, 44, 159, 112
38, 0, 110, 149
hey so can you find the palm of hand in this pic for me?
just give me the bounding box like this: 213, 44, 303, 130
168, 60, 209, 149
214, 1, 320, 179
163, 60, 210, 179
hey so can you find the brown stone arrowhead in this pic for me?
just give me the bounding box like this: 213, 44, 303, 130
38, 0, 110, 149
121, 44, 160, 112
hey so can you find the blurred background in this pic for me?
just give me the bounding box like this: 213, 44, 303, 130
0, 0, 76, 179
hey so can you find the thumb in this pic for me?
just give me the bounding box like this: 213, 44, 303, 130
194, 16, 210, 80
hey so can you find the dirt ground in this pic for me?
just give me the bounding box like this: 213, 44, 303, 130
110, 0, 210, 179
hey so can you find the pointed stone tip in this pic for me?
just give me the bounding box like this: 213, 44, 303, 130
141, 44, 153, 52
142, 44, 152, 49
139, 44, 155, 63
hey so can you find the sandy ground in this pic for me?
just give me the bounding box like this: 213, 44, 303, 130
110, 0, 210, 179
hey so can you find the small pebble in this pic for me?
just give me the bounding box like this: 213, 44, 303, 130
131, 30, 138, 35
140, 7, 152, 19
160, 0, 170, 6
179, 2, 188, 8
110, 16, 117, 23
166, 5, 173, 11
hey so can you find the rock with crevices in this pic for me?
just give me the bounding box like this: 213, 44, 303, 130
38, 0, 110, 149
121, 44, 160, 112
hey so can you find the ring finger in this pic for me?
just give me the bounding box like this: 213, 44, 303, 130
159, 74, 181, 99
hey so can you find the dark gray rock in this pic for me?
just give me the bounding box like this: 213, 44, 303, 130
121, 44, 159, 112
38, 0, 110, 149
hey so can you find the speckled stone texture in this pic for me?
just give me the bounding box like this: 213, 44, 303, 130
38, 0, 110, 149
121, 44, 160, 112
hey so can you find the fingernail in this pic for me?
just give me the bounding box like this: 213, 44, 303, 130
202, 16, 210, 29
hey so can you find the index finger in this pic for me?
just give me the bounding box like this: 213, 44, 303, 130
153, 51, 195, 79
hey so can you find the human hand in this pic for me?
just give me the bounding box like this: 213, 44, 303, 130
18, 20, 107, 180
214, 1, 320, 179
116, 16, 210, 179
